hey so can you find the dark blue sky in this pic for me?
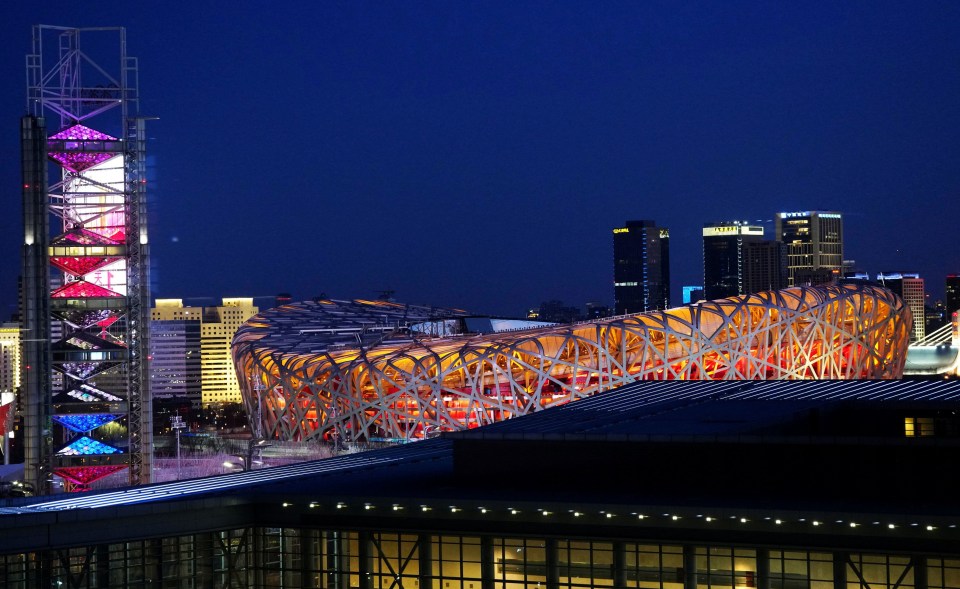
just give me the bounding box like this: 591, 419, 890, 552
3, 2, 960, 318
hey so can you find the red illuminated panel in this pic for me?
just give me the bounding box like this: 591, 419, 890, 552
52, 280, 123, 299
54, 465, 126, 488
50, 255, 122, 277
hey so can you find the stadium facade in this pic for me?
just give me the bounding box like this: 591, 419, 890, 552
232, 284, 911, 443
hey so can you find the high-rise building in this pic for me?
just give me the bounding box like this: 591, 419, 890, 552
775, 210, 843, 286
201, 298, 258, 406
877, 273, 926, 342
742, 240, 788, 295
613, 220, 670, 314
946, 275, 960, 318
0, 323, 20, 395
703, 221, 785, 300
149, 300, 202, 407
150, 298, 258, 407
21, 26, 152, 493
703, 222, 761, 299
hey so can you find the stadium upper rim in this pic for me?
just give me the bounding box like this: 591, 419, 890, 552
231, 284, 911, 443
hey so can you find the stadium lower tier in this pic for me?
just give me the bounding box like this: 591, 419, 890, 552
231, 284, 910, 442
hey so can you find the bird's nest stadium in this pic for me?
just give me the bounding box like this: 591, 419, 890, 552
232, 284, 911, 443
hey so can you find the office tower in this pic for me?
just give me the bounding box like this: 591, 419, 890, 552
151, 298, 258, 407
149, 300, 203, 407
877, 273, 926, 342
613, 220, 670, 314
742, 240, 788, 295
703, 221, 785, 300
776, 211, 843, 286
201, 298, 258, 405
0, 324, 20, 395
21, 26, 151, 493
946, 275, 960, 318
703, 221, 760, 299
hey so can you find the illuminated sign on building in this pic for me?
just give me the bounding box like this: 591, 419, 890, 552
702, 225, 764, 237
612, 228, 629, 234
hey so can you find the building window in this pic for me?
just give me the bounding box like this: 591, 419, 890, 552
557, 540, 614, 587
928, 558, 960, 589
769, 550, 833, 589
904, 417, 934, 437
624, 544, 684, 589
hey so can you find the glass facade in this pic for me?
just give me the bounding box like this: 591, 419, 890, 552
0, 527, 956, 589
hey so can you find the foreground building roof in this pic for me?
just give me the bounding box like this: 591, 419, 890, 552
1, 379, 958, 575
233, 284, 911, 443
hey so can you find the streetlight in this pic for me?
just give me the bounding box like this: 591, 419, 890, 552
170, 415, 186, 480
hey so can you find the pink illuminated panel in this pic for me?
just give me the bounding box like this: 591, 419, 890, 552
49, 124, 118, 141
48, 124, 121, 173
49, 151, 117, 173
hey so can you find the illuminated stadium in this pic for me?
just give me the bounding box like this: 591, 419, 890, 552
232, 284, 911, 443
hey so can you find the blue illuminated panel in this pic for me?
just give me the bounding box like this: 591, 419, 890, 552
56, 436, 122, 456
52, 414, 120, 433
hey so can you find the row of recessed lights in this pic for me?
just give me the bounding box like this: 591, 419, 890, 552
287, 502, 951, 532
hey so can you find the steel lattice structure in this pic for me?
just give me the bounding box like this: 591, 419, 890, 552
233, 284, 910, 443
21, 26, 151, 493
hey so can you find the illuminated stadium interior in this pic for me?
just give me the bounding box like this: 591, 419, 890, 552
232, 284, 911, 443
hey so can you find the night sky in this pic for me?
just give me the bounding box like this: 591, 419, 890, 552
2, 2, 960, 318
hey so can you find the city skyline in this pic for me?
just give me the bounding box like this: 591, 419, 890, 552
2, 2, 960, 317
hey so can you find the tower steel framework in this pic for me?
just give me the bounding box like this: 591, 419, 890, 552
21, 25, 151, 493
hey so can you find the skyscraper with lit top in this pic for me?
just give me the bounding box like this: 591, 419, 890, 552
775, 211, 843, 286
613, 220, 670, 314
